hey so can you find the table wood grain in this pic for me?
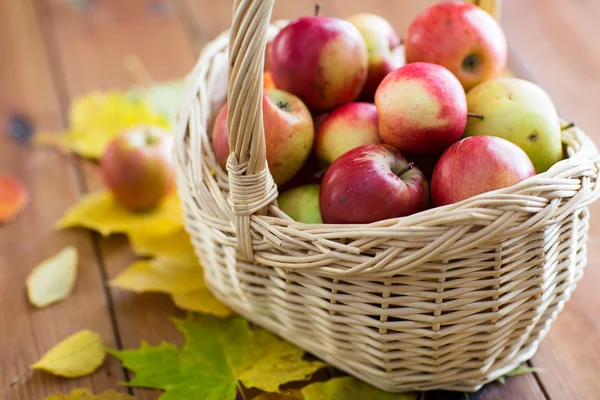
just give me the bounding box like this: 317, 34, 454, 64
2, 1, 598, 399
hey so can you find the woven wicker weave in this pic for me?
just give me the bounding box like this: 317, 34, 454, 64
174, 0, 600, 392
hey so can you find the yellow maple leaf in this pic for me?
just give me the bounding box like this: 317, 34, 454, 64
172, 289, 231, 317
26, 247, 78, 308
111, 257, 231, 317
31, 330, 106, 378
110, 257, 204, 294
129, 229, 197, 264
57, 190, 183, 237
36, 92, 169, 159
45, 388, 133, 400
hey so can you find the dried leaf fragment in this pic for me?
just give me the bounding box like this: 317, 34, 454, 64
26, 247, 78, 308
0, 175, 28, 223
31, 330, 106, 378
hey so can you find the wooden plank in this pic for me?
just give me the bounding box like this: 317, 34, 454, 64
35, 0, 198, 398
331, 0, 438, 35
181, 0, 341, 42
501, 1, 600, 400
424, 373, 547, 400
0, 0, 126, 399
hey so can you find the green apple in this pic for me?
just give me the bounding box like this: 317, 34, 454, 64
464, 77, 562, 173
278, 184, 322, 224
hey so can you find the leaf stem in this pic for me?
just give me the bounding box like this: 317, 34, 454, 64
9, 369, 33, 388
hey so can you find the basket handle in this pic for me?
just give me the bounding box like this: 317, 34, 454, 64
226, 0, 277, 260
225, 0, 500, 261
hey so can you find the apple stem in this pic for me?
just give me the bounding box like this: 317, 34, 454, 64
315, 3, 322, 16
561, 122, 575, 131
396, 162, 415, 178
467, 113, 485, 120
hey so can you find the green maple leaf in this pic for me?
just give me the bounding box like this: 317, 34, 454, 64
497, 364, 539, 385
108, 315, 325, 400
302, 377, 418, 400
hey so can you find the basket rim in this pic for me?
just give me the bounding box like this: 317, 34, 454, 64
249, 125, 599, 229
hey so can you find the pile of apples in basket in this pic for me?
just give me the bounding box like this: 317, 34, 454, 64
105, 2, 566, 224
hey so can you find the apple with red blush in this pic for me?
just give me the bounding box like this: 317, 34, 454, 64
212, 88, 314, 186
431, 136, 536, 207
100, 126, 175, 211
405, 2, 507, 91
375, 62, 467, 156
268, 15, 368, 111
315, 102, 382, 166
320, 144, 429, 224
346, 13, 404, 101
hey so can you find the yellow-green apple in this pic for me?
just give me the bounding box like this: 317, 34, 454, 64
464, 77, 563, 173
375, 62, 467, 155
212, 88, 314, 186
431, 136, 535, 206
405, 2, 507, 91
268, 16, 368, 112
320, 144, 429, 224
100, 126, 175, 211
278, 184, 322, 224
315, 102, 382, 166
346, 13, 404, 101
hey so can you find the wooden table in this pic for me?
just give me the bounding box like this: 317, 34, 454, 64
2, 1, 599, 399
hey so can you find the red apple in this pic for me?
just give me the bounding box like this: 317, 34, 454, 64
268, 16, 368, 112
320, 144, 429, 224
100, 126, 175, 210
315, 102, 382, 166
346, 13, 404, 101
405, 2, 507, 91
212, 88, 314, 186
375, 62, 467, 156
431, 136, 536, 207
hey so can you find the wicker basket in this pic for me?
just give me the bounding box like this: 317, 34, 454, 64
174, 0, 600, 392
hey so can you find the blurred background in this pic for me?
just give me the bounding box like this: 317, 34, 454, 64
3, 0, 598, 139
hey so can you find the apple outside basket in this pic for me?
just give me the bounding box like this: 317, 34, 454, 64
174, 0, 600, 392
